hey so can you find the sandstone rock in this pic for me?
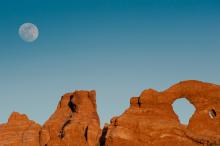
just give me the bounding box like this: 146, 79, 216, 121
0, 112, 41, 146
40, 90, 101, 146
104, 80, 220, 146
0, 80, 220, 146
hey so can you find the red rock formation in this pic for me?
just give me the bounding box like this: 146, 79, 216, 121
0, 80, 220, 146
0, 112, 41, 146
40, 90, 101, 146
104, 80, 220, 146
0, 90, 101, 146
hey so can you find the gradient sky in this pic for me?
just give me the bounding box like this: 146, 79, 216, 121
0, 0, 220, 126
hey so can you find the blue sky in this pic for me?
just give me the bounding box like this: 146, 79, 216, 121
0, 0, 220, 126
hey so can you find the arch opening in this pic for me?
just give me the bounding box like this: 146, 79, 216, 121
172, 98, 196, 125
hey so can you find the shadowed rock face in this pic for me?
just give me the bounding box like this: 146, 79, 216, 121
0, 80, 220, 146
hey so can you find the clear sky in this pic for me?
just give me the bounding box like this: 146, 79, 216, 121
0, 0, 220, 126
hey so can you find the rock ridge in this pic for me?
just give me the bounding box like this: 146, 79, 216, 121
0, 80, 220, 146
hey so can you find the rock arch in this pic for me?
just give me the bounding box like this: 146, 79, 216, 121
105, 80, 220, 146
0, 80, 220, 146
161, 80, 220, 137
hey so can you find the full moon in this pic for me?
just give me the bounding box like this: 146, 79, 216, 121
19, 23, 39, 42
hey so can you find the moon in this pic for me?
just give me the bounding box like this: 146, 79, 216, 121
19, 23, 39, 42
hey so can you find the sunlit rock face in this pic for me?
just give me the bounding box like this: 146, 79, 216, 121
40, 90, 101, 146
104, 80, 220, 146
0, 112, 41, 146
0, 80, 220, 146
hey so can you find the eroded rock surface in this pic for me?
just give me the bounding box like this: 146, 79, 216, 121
0, 112, 41, 146
0, 90, 101, 146
0, 80, 220, 146
104, 80, 220, 146
40, 90, 101, 146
